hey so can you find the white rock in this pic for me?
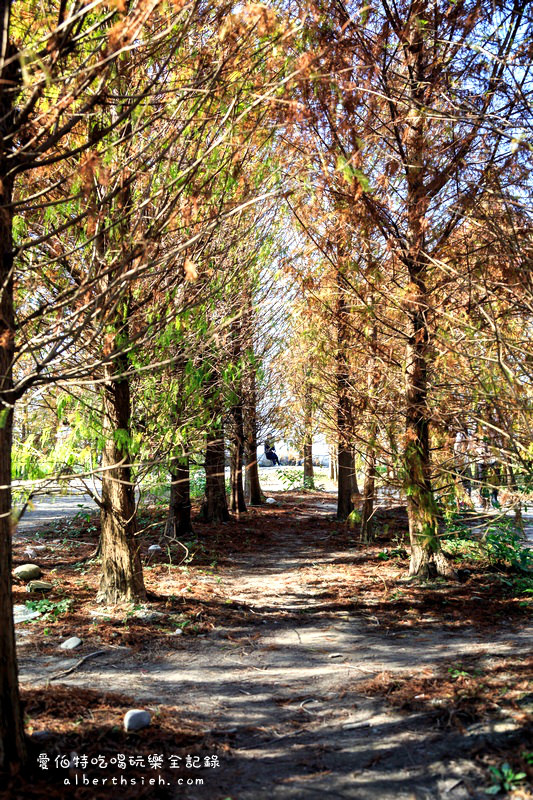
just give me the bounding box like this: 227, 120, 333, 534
60, 637, 82, 650
124, 709, 151, 732
148, 544, 162, 553
13, 604, 41, 624
265, 497, 277, 505
172, 628, 183, 636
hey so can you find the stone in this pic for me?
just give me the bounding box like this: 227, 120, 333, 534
14, 563, 42, 581
148, 545, 162, 553
60, 636, 82, 650
124, 709, 151, 732
172, 628, 183, 636
13, 604, 41, 623
131, 609, 165, 623
265, 497, 277, 505
26, 580, 53, 593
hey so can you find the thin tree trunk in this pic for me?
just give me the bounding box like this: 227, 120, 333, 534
165, 456, 193, 538
303, 438, 314, 487
360, 319, 377, 541
360, 436, 376, 542
0, 162, 26, 771
97, 360, 146, 603
244, 417, 262, 505
242, 308, 262, 505
227, 307, 247, 513
350, 449, 360, 497
507, 464, 523, 531
336, 260, 354, 520
329, 445, 335, 480
230, 401, 246, 512
303, 384, 314, 488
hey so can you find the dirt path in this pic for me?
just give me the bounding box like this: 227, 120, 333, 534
17, 496, 533, 799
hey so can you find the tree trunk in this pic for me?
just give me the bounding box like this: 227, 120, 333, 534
350, 449, 360, 497
360, 319, 377, 541
229, 402, 247, 512
243, 342, 262, 505
244, 434, 262, 505
97, 362, 146, 603
165, 456, 193, 538
360, 439, 376, 542
404, 279, 453, 575
329, 445, 336, 480
337, 446, 354, 519
402, 16, 453, 579
303, 381, 314, 488
507, 464, 523, 532
0, 169, 26, 772
336, 261, 354, 520
201, 424, 230, 522
303, 438, 314, 488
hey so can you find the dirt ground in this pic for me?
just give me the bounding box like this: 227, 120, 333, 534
6, 492, 533, 799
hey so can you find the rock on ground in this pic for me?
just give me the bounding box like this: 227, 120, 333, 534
60, 637, 82, 650
14, 563, 42, 581
124, 709, 151, 732
26, 580, 53, 593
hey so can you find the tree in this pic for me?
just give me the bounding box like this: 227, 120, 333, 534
283, 0, 532, 572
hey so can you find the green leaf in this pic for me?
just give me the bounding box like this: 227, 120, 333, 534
353, 168, 371, 192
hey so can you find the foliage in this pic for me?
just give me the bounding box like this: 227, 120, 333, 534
24, 599, 73, 621
189, 470, 207, 500
485, 763, 526, 795
377, 547, 408, 562
278, 468, 323, 491
443, 515, 533, 596
483, 521, 533, 573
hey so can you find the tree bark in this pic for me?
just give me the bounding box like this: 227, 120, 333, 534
350, 449, 360, 497
329, 445, 335, 480
336, 262, 354, 520
201, 423, 230, 523
402, 8, 453, 578
303, 438, 314, 487
360, 439, 376, 542
337, 446, 354, 519
404, 237, 452, 575
165, 456, 193, 538
242, 286, 262, 505
244, 396, 263, 505
229, 401, 246, 512
97, 360, 146, 603
0, 163, 26, 772
360, 319, 377, 541
303, 385, 314, 488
